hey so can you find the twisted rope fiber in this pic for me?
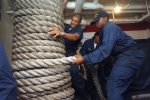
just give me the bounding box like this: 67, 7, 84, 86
13, 40, 65, 49
15, 0, 63, 12
90, 67, 106, 100
12, 0, 75, 99
15, 20, 64, 30
14, 16, 63, 30
13, 33, 64, 43
13, 57, 75, 70
12, 52, 65, 60
12, 46, 66, 54
18, 88, 74, 100
19, 84, 72, 98
14, 8, 63, 20
16, 72, 70, 86
14, 66, 70, 78
14, 26, 62, 34
13, 26, 64, 43
14, 15, 64, 28
18, 77, 71, 94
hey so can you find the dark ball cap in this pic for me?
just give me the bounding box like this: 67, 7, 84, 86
91, 11, 109, 25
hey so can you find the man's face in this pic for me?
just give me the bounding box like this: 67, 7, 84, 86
71, 16, 80, 28
94, 35, 100, 44
95, 17, 106, 29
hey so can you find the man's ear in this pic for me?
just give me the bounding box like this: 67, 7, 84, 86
103, 17, 108, 22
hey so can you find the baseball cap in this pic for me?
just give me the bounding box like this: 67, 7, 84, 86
91, 11, 109, 25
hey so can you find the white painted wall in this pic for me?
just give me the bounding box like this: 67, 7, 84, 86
146, 29, 150, 38
125, 30, 150, 40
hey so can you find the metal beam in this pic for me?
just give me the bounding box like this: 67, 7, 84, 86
75, 0, 84, 13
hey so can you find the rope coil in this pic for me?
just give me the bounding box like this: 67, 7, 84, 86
12, 0, 75, 99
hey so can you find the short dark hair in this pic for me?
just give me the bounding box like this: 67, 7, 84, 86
72, 13, 82, 23
93, 31, 103, 39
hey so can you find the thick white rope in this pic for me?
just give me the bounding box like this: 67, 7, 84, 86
12, 0, 76, 99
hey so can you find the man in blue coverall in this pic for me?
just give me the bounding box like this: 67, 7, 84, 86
0, 41, 17, 100
74, 11, 145, 100
80, 31, 101, 56
80, 31, 106, 100
48, 13, 87, 99
80, 31, 113, 99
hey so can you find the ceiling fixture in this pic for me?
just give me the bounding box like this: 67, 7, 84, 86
114, 0, 122, 13
114, 5, 122, 13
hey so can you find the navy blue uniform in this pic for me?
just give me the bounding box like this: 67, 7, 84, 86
83, 22, 144, 100
80, 39, 104, 100
64, 23, 86, 99
80, 39, 100, 55
0, 42, 17, 100
80, 37, 113, 99
64, 23, 83, 56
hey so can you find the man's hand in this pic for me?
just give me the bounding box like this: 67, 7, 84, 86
74, 54, 84, 65
48, 27, 64, 38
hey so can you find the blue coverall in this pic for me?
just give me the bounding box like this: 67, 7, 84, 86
0, 42, 17, 100
83, 22, 144, 100
80, 39, 100, 55
80, 38, 105, 100
64, 23, 86, 99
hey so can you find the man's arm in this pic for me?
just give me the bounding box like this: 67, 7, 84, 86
63, 33, 80, 41
75, 24, 118, 65
48, 27, 81, 41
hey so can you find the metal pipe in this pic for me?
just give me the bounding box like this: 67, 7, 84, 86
93, 0, 99, 4
145, 0, 149, 13
138, 0, 150, 21
75, 0, 84, 13
112, 11, 115, 22
104, 5, 150, 10
139, 13, 150, 21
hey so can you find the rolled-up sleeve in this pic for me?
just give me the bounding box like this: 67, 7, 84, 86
76, 28, 83, 40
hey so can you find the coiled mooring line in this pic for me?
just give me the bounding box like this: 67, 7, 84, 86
12, 0, 75, 99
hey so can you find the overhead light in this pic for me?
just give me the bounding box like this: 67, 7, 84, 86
114, 5, 122, 13
114, 0, 122, 13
